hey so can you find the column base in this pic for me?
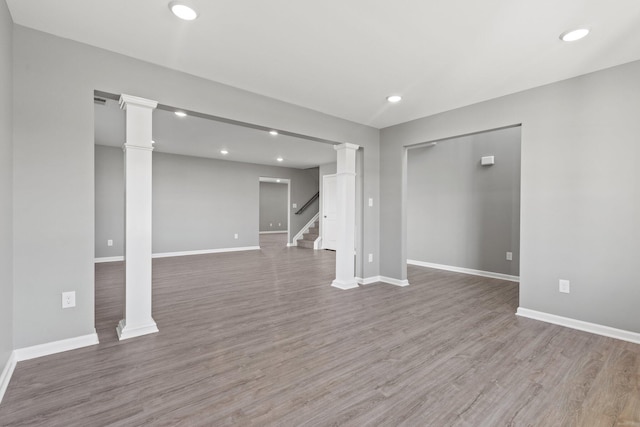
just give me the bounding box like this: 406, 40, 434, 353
116, 319, 159, 341
331, 279, 359, 290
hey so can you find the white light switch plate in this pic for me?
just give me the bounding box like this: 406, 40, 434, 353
559, 279, 570, 294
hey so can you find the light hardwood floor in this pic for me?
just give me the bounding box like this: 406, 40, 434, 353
1, 234, 639, 426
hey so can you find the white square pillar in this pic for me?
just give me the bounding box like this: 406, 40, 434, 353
331, 143, 360, 290
116, 94, 159, 340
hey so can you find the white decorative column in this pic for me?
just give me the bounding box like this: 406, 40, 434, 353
331, 143, 360, 290
116, 94, 159, 340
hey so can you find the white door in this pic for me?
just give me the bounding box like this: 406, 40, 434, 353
322, 174, 337, 250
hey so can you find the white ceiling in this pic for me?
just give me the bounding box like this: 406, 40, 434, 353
8, 1, 640, 128
95, 99, 337, 169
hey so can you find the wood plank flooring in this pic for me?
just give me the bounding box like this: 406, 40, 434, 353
1, 234, 639, 426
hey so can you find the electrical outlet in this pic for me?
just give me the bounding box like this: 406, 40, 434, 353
506, 251, 513, 261
234, 233, 238, 239
62, 291, 76, 308
270, 223, 272, 227
107, 239, 113, 247
292, 203, 297, 209
278, 223, 281, 226
559, 279, 570, 294
368, 253, 373, 263
368, 198, 373, 207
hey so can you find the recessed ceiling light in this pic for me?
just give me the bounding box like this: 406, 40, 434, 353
174, 111, 187, 117
560, 28, 590, 42
169, 2, 198, 21
387, 95, 402, 103
220, 150, 228, 155
276, 157, 283, 162
276, 179, 281, 183
269, 130, 279, 136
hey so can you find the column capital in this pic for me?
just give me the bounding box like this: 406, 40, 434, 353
334, 142, 360, 152
119, 94, 158, 110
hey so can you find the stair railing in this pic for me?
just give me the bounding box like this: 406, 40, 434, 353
295, 192, 319, 215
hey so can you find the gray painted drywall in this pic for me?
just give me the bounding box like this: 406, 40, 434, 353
260, 182, 288, 232
95, 145, 125, 257
381, 60, 640, 333
95, 146, 318, 257
0, 0, 13, 367
153, 154, 318, 251
13, 25, 379, 348
407, 127, 521, 276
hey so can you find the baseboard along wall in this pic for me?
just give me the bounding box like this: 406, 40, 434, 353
356, 276, 410, 287
0, 351, 17, 404
1, 331, 100, 403
407, 259, 519, 282
14, 331, 100, 362
95, 246, 261, 263
516, 308, 640, 345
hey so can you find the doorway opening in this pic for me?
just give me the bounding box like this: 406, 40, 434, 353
259, 177, 290, 248
405, 125, 522, 282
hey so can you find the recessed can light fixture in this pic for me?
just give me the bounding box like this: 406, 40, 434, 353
269, 130, 279, 136
276, 179, 281, 183
220, 150, 228, 155
387, 95, 402, 103
169, 2, 198, 21
560, 28, 590, 42
276, 157, 283, 162
174, 111, 187, 117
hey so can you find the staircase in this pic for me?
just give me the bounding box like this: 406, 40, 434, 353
296, 220, 319, 249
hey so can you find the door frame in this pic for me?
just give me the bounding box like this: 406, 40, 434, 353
258, 176, 291, 245
321, 173, 337, 250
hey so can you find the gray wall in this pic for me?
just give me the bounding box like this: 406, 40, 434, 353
407, 127, 521, 276
13, 25, 379, 349
95, 145, 125, 257
95, 146, 318, 257
381, 60, 640, 333
259, 182, 288, 232
0, 0, 13, 367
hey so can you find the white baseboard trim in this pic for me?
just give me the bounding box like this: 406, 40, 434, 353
0, 351, 17, 404
356, 276, 410, 287
95, 256, 125, 263
331, 279, 359, 290
116, 319, 159, 340
259, 231, 287, 234
516, 307, 640, 345
14, 331, 100, 362
95, 246, 261, 262
356, 276, 381, 285
152, 246, 260, 259
380, 276, 411, 287
407, 259, 519, 283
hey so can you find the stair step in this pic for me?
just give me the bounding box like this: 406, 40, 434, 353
297, 239, 315, 249
297, 219, 320, 249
